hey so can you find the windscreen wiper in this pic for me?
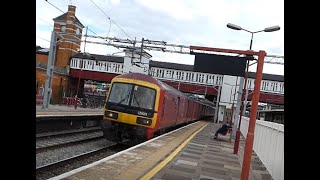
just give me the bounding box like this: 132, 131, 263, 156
112, 93, 131, 107
133, 95, 141, 107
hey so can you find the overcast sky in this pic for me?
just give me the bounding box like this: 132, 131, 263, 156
36, 0, 284, 75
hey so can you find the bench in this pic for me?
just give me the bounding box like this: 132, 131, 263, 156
219, 127, 232, 136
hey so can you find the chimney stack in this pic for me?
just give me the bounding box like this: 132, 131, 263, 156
66, 5, 76, 21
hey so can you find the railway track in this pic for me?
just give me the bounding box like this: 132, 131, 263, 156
36, 126, 101, 138
36, 128, 103, 152
36, 141, 129, 180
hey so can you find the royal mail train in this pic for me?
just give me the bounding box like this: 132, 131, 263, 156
101, 73, 215, 145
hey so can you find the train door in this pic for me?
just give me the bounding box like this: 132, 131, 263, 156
192, 102, 196, 121
186, 100, 191, 122
161, 93, 177, 128
179, 98, 187, 124
159, 95, 167, 129
175, 97, 180, 125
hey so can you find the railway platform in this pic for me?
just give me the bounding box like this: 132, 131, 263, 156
49, 121, 273, 180
36, 104, 103, 116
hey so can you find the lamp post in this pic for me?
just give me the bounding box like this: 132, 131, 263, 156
214, 85, 222, 123
226, 23, 280, 156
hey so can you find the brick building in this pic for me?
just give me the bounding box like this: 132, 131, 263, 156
36, 5, 84, 104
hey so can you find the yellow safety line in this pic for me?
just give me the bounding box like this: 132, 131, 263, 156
140, 122, 209, 180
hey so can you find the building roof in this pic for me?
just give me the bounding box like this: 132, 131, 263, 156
124, 48, 152, 58
248, 72, 284, 82
53, 13, 85, 28
36, 46, 49, 55
71, 53, 124, 63
149, 60, 194, 71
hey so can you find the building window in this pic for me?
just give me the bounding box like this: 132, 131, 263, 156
99, 63, 102, 70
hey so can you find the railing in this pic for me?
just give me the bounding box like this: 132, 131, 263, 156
70, 58, 123, 74
62, 96, 105, 109
69, 58, 283, 94
149, 67, 223, 86
240, 116, 284, 180
246, 78, 284, 94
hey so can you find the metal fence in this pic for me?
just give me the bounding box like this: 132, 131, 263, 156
62, 96, 105, 109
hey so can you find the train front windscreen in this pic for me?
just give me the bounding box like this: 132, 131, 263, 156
107, 82, 156, 111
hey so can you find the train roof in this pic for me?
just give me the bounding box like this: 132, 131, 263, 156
114, 73, 184, 94
114, 73, 162, 86
114, 73, 214, 104
197, 97, 216, 107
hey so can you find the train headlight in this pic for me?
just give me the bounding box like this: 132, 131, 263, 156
105, 111, 118, 119
136, 117, 152, 126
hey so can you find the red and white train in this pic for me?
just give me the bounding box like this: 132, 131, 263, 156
101, 73, 215, 145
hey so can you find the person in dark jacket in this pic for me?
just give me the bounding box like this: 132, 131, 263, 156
213, 122, 232, 139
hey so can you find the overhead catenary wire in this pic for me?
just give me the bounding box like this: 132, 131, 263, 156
45, 0, 109, 38
86, 27, 99, 36
38, 17, 53, 26
45, 0, 65, 13
37, 36, 51, 43
44, 0, 100, 37
43, 1, 284, 65
88, 0, 131, 39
